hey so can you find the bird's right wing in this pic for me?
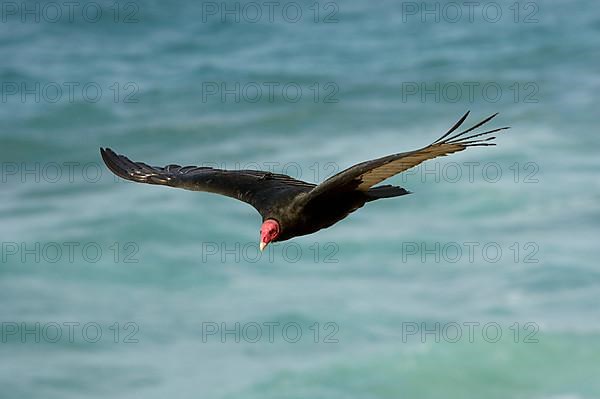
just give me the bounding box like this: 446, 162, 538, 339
299, 112, 509, 204
100, 148, 315, 214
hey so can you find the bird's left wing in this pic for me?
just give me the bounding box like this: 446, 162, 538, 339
100, 148, 315, 214
300, 112, 509, 203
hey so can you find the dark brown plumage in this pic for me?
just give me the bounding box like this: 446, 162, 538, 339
100, 111, 508, 244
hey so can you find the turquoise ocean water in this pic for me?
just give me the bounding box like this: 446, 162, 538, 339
1, 0, 599, 397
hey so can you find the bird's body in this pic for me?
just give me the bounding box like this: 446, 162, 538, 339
101, 112, 508, 249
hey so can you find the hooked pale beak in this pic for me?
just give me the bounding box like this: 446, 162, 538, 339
259, 241, 267, 252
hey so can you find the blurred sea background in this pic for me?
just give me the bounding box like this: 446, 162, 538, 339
1, 0, 599, 398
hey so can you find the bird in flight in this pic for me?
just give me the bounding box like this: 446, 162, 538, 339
101, 112, 508, 251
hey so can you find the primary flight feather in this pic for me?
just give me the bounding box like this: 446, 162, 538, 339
101, 111, 509, 250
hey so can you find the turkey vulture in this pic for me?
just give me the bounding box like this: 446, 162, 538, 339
101, 111, 508, 250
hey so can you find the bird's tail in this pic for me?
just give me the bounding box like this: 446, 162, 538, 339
365, 185, 411, 201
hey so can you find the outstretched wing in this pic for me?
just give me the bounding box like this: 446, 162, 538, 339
301, 112, 509, 202
100, 148, 315, 215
